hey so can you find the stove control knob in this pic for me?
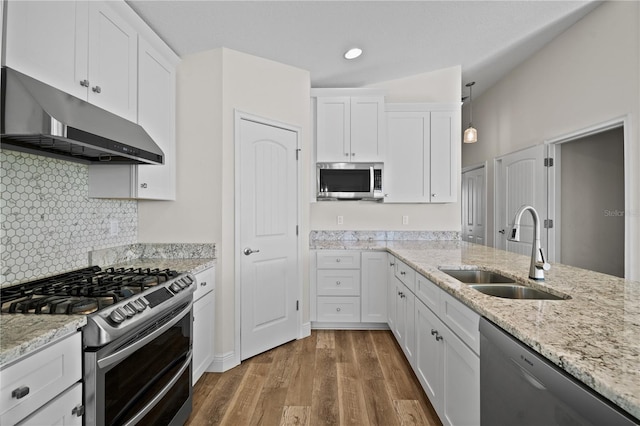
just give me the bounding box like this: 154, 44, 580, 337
133, 299, 146, 312
183, 276, 194, 286
123, 304, 136, 317
170, 282, 181, 293
110, 309, 126, 324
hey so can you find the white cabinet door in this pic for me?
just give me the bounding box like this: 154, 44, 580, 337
387, 255, 397, 331
87, 1, 137, 122
350, 97, 385, 162
393, 277, 405, 344
192, 266, 215, 384
415, 299, 443, 413
3, 0, 89, 100
193, 290, 215, 385
386, 111, 430, 202
19, 382, 83, 426
134, 37, 176, 200
316, 95, 385, 163
402, 288, 416, 367
316, 97, 350, 162
430, 111, 458, 203
361, 251, 387, 323
440, 324, 480, 426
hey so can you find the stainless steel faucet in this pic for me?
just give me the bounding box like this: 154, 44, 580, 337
508, 205, 551, 280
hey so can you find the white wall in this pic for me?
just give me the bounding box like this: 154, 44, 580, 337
138, 48, 311, 359
462, 1, 640, 280
310, 65, 463, 231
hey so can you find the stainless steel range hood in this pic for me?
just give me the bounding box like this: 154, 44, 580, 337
1, 67, 164, 165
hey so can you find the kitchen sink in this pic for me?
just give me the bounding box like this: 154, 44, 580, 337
440, 269, 515, 284
440, 268, 569, 300
469, 284, 566, 300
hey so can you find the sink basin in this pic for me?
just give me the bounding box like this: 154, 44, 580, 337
440, 268, 569, 300
469, 284, 566, 300
440, 269, 515, 284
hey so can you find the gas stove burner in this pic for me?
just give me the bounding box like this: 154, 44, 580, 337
0, 265, 185, 316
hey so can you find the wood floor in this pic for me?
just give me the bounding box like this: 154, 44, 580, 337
186, 330, 442, 426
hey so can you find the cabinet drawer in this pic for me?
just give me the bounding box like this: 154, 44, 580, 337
0, 332, 82, 426
440, 291, 480, 354
317, 297, 361, 322
193, 266, 215, 301
395, 259, 415, 292
317, 270, 360, 296
316, 251, 361, 269
415, 273, 440, 314
20, 382, 82, 426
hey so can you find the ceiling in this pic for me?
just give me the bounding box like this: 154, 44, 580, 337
126, 0, 601, 97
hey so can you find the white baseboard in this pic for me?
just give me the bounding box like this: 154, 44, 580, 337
206, 351, 240, 373
299, 321, 311, 338
311, 322, 390, 330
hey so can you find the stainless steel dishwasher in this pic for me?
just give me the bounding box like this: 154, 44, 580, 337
479, 318, 638, 425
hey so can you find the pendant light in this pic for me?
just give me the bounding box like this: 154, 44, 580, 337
463, 81, 478, 144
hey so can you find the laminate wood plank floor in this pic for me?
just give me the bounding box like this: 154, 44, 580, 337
187, 330, 442, 426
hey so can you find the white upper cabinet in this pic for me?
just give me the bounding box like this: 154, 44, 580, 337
86, 2, 138, 122
134, 38, 176, 200
3, 1, 138, 122
314, 89, 385, 163
385, 104, 459, 203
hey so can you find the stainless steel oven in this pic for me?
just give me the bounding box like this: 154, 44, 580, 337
0, 266, 196, 426
84, 300, 192, 425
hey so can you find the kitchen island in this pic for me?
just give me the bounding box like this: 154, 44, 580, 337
311, 239, 640, 421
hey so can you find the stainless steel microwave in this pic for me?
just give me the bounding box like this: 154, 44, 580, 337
317, 162, 384, 201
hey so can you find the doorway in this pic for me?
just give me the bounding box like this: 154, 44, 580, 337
236, 113, 301, 360
462, 165, 486, 245
549, 126, 625, 278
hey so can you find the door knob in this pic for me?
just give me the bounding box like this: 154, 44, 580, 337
243, 247, 260, 256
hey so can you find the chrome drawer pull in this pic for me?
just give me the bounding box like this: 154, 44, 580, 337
12, 386, 29, 399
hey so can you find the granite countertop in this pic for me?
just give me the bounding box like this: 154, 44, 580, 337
312, 240, 640, 420
0, 258, 215, 368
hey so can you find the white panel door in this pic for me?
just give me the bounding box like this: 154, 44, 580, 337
239, 118, 299, 360
495, 145, 547, 254
87, 2, 137, 121
462, 166, 486, 245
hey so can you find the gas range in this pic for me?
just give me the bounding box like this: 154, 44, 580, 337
0, 266, 195, 347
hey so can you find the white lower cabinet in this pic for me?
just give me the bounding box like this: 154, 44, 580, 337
414, 277, 480, 426
0, 332, 83, 426
192, 266, 215, 385
312, 250, 387, 326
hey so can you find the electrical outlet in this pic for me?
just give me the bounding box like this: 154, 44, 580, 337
109, 219, 119, 236
402, 215, 409, 225
337, 215, 344, 225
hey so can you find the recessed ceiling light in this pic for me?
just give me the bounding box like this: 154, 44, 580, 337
344, 47, 363, 60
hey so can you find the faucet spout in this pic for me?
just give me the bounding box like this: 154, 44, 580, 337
508, 205, 551, 280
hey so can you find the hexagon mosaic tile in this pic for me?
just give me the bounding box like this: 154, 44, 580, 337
1, 150, 137, 287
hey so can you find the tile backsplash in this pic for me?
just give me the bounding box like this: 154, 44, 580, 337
1, 150, 137, 286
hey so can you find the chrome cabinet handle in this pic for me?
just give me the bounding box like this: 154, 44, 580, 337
345, 153, 350, 156
336, 307, 341, 312
400, 271, 406, 275
499, 229, 506, 234
243, 247, 260, 256
200, 281, 207, 287
432, 193, 436, 197
336, 258, 341, 263
431, 329, 438, 335
140, 183, 148, 189
92, 85, 102, 93
80, 79, 90, 87
12, 386, 29, 399
336, 281, 341, 285
436, 335, 444, 342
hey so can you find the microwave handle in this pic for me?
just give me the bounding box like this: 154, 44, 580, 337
370, 166, 375, 193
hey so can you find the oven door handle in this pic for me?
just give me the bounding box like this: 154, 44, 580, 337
122, 353, 192, 426
98, 302, 191, 369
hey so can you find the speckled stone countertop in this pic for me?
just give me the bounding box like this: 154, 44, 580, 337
0, 257, 215, 368
0, 315, 87, 368
312, 240, 640, 421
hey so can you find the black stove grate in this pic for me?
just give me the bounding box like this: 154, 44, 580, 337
1, 266, 182, 315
